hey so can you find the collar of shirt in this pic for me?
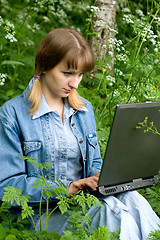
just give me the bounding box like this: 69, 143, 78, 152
24, 78, 88, 120
31, 96, 76, 120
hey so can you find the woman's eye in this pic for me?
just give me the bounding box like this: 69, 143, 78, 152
63, 72, 72, 76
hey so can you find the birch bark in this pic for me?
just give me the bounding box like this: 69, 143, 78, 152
90, 0, 117, 63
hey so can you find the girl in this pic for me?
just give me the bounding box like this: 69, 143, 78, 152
0, 28, 159, 239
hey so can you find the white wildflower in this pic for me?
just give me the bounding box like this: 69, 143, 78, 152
43, 16, 50, 22
154, 48, 158, 53
113, 90, 118, 97
150, 38, 156, 45
126, 86, 131, 91
136, 10, 144, 17
108, 51, 114, 56
108, 38, 115, 45
116, 53, 128, 64
109, 82, 113, 86
0, 16, 4, 26
106, 75, 115, 84
33, 23, 40, 30
154, 59, 159, 64
4, 20, 15, 31
89, 6, 100, 12
123, 14, 134, 24
102, 44, 107, 49
115, 69, 123, 76
23, 38, 34, 47
0, 73, 7, 86
95, 20, 105, 27
130, 96, 137, 102
108, 27, 118, 34
3, 20, 17, 42
5, 33, 17, 42
122, 8, 130, 13
148, 65, 152, 69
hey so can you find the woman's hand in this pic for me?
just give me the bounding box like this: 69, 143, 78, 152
68, 172, 100, 195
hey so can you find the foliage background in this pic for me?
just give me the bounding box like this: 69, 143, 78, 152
0, 0, 160, 219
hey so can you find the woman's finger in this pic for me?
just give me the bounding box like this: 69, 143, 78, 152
68, 176, 99, 195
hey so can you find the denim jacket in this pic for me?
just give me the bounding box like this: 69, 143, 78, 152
0, 79, 102, 204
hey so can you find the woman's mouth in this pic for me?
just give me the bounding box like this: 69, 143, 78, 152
64, 88, 72, 93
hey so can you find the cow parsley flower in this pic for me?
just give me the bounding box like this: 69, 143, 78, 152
5, 33, 17, 42
0, 16, 4, 26
0, 73, 7, 86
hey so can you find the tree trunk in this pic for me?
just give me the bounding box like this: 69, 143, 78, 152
90, 0, 117, 64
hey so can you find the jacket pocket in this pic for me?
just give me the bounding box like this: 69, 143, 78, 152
86, 132, 98, 148
23, 141, 41, 155
23, 141, 42, 177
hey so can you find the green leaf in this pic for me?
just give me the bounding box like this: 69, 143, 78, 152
94, 73, 104, 80
0, 202, 11, 212
2, 60, 25, 66
51, 186, 69, 196
18, 84, 26, 90
5, 235, 17, 240
21, 206, 34, 219
6, 90, 14, 97
0, 224, 9, 239
39, 231, 61, 240
148, 229, 160, 239
91, 225, 111, 240
32, 178, 46, 190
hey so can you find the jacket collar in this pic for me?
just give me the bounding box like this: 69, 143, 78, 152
23, 78, 88, 119
23, 78, 35, 100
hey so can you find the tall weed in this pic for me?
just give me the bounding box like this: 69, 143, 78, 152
1, 157, 120, 239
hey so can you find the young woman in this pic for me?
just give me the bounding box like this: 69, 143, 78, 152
0, 28, 159, 239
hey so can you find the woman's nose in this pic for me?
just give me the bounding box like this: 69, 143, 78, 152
69, 75, 82, 89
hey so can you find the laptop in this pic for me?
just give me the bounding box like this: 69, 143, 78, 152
95, 101, 160, 196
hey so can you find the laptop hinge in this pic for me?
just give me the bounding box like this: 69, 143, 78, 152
132, 178, 142, 182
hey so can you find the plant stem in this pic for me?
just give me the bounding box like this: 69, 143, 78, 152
136, 8, 160, 60
39, 189, 43, 232
44, 196, 49, 231
126, 2, 159, 87
127, 35, 140, 86
30, 214, 38, 232
127, 66, 155, 103
48, 205, 58, 217
81, 0, 101, 60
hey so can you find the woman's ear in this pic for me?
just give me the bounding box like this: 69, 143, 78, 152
41, 72, 46, 76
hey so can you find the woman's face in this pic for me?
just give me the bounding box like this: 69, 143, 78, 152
41, 59, 84, 101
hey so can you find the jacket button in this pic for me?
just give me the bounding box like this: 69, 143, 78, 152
79, 140, 83, 143
89, 134, 93, 137
71, 123, 75, 126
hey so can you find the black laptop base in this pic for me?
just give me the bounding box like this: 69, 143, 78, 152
97, 175, 159, 196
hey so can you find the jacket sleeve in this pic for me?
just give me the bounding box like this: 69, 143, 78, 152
0, 107, 70, 205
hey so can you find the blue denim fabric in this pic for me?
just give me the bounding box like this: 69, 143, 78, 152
42, 99, 83, 182
0, 78, 102, 205
37, 191, 160, 240
0, 78, 159, 239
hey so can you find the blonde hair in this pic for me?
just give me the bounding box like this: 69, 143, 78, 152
28, 28, 94, 115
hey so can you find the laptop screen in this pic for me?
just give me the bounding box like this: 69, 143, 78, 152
99, 102, 160, 187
